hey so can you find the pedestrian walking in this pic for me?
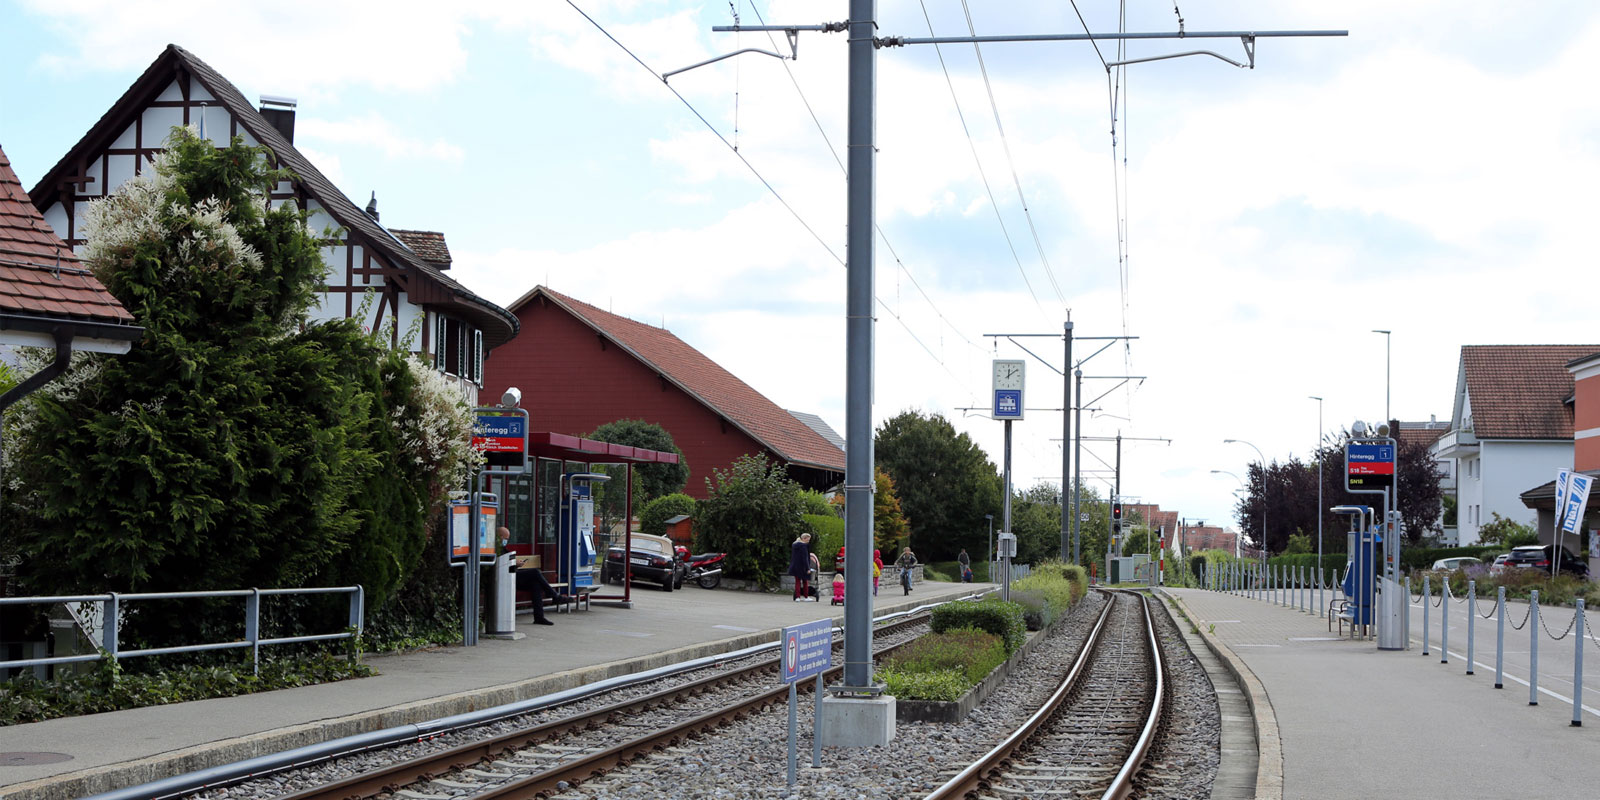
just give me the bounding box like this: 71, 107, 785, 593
896, 547, 918, 595
872, 549, 884, 596
790, 532, 813, 602
957, 548, 972, 582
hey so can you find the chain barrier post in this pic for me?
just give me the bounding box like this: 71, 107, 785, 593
1441, 579, 1449, 664
1404, 576, 1411, 647
1574, 599, 1585, 727
1496, 586, 1506, 689
1422, 574, 1430, 656
1529, 589, 1540, 706
1467, 580, 1476, 676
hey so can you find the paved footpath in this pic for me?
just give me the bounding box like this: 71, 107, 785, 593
1167, 587, 1600, 800
0, 579, 989, 800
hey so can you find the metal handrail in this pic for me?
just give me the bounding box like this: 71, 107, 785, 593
0, 585, 363, 678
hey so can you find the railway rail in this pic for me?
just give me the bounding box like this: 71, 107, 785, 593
926, 589, 1167, 800
261, 612, 934, 800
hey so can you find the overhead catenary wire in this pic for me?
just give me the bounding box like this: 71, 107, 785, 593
751, 0, 985, 361
566, 0, 977, 397
916, 0, 1050, 323
958, 0, 1070, 315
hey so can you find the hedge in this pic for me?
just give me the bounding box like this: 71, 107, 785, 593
931, 598, 1027, 655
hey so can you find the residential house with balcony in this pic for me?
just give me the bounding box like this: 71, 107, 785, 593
1433, 344, 1598, 544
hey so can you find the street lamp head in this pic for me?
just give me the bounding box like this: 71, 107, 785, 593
1375, 422, 1391, 437
985, 514, 993, 521
1352, 420, 1367, 436
1372, 329, 1390, 335
500, 386, 522, 408
1309, 395, 1322, 402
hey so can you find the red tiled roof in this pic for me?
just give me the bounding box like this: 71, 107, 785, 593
0, 145, 134, 326
389, 229, 451, 270
523, 287, 846, 473
1397, 421, 1450, 450
1462, 345, 1599, 439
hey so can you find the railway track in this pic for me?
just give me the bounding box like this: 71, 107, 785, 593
268, 612, 933, 800
926, 589, 1166, 800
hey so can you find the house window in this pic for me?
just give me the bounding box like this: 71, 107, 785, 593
432, 315, 483, 385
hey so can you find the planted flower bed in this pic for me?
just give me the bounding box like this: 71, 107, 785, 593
883, 562, 1086, 722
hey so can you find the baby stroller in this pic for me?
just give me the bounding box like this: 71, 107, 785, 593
831, 575, 845, 606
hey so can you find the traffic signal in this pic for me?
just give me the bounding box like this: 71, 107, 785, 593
1112, 501, 1123, 522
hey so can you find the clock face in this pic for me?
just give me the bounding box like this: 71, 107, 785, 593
993, 360, 1025, 390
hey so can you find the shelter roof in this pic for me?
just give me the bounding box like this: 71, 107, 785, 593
511, 286, 846, 473
0, 144, 136, 329
528, 431, 680, 465
1460, 345, 1598, 439
26, 44, 514, 348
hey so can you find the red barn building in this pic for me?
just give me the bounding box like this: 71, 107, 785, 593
483, 287, 845, 498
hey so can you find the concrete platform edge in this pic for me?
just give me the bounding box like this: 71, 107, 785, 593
1161, 590, 1282, 800
4, 594, 947, 800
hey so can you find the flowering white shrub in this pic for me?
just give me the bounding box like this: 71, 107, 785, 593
389, 354, 482, 506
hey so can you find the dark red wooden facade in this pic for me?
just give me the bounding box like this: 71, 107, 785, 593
483, 289, 843, 499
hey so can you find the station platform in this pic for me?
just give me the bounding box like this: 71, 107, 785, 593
0, 579, 991, 800
1165, 587, 1600, 800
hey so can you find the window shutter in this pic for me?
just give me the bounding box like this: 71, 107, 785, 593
433, 314, 445, 370
473, 329, 484, 385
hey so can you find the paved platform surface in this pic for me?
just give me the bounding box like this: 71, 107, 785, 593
0, 578, 989, 800
1167, 587, 1600, 800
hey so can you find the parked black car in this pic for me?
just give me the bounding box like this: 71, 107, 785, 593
600, 533, 686, 591
1504, 544, 1588, 578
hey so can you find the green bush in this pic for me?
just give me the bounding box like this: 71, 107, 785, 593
883, 628, 1006, 685
876, 668, 968, 702
640, 493, 697, 536
695, 455, 809, 586
1008, 589, 1052, 631
0, 651, 371, 726
804, 514, 845, 567
931, 598, 1026, 655
798, 489, 837, 517
1011, 571, 1077, 626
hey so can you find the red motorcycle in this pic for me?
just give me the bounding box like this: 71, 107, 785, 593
675, 546, 726, 589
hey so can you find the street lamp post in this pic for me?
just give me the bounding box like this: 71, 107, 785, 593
1224, 439, 1269, 601
1310, 396, 1324, 616
1372, 330, 1390, 424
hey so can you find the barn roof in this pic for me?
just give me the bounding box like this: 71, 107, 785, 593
513, 286, 846, 474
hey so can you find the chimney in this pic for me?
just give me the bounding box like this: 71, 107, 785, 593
258, 95, 297, 143
365, 192, 379, 223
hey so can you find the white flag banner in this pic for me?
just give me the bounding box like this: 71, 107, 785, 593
1555, 469, 1573, 524
1560, 473, 1592, 536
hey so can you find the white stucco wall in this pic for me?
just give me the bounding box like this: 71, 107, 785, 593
1467, 440, 1572, 544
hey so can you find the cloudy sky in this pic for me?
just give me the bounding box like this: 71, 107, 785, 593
3, 1, 1597, 535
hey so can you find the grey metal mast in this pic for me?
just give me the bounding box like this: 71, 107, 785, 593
1061, 321, 1073, 561
841, 0, 877, 692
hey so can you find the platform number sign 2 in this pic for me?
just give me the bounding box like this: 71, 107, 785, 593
992, 359, 1025, 420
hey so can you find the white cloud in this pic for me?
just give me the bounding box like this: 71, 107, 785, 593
297, 114, 465, 163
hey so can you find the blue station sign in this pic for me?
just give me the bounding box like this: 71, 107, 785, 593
1345, 443, 1396, 492
780, 618, 833, 685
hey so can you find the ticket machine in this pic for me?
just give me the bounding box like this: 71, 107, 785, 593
560, 473, 611, 591
1333, 505, 1375, 632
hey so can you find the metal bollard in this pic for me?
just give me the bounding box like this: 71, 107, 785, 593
1495, 586, 1506, 689
1441, 578, 1449, 664
1467, 580, 1475, 676
1422, 575, 1430, 656
1574, 599, 1585, 727
1529, 590, 1539, 706
1404, 576, 1411, 646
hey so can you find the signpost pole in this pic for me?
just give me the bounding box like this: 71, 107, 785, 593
787, 682, 798, 786
813, 672, 823, 766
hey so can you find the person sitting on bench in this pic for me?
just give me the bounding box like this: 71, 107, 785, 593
499, 527, 570, 626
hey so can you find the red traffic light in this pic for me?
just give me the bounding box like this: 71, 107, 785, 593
1112, 502, 1123, 520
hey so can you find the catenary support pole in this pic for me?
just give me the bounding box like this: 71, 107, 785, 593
1072, 369, 1083, 566
1002, 419, 1013, 602
840, 0, 876, 691
1061, 321, 1073, 561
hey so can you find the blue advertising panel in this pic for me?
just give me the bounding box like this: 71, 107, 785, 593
780, 618, 833, 684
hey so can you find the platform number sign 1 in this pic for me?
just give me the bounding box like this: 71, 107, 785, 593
1345, 443, 1395, 493
992, 359, 1025, 420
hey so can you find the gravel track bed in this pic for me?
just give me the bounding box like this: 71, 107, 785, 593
549, 592, 1117, 800
1130, 595, 1222, 799
186, 619, 932, 800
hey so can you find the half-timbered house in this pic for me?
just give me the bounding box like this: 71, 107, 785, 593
25, 44, 514, 402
